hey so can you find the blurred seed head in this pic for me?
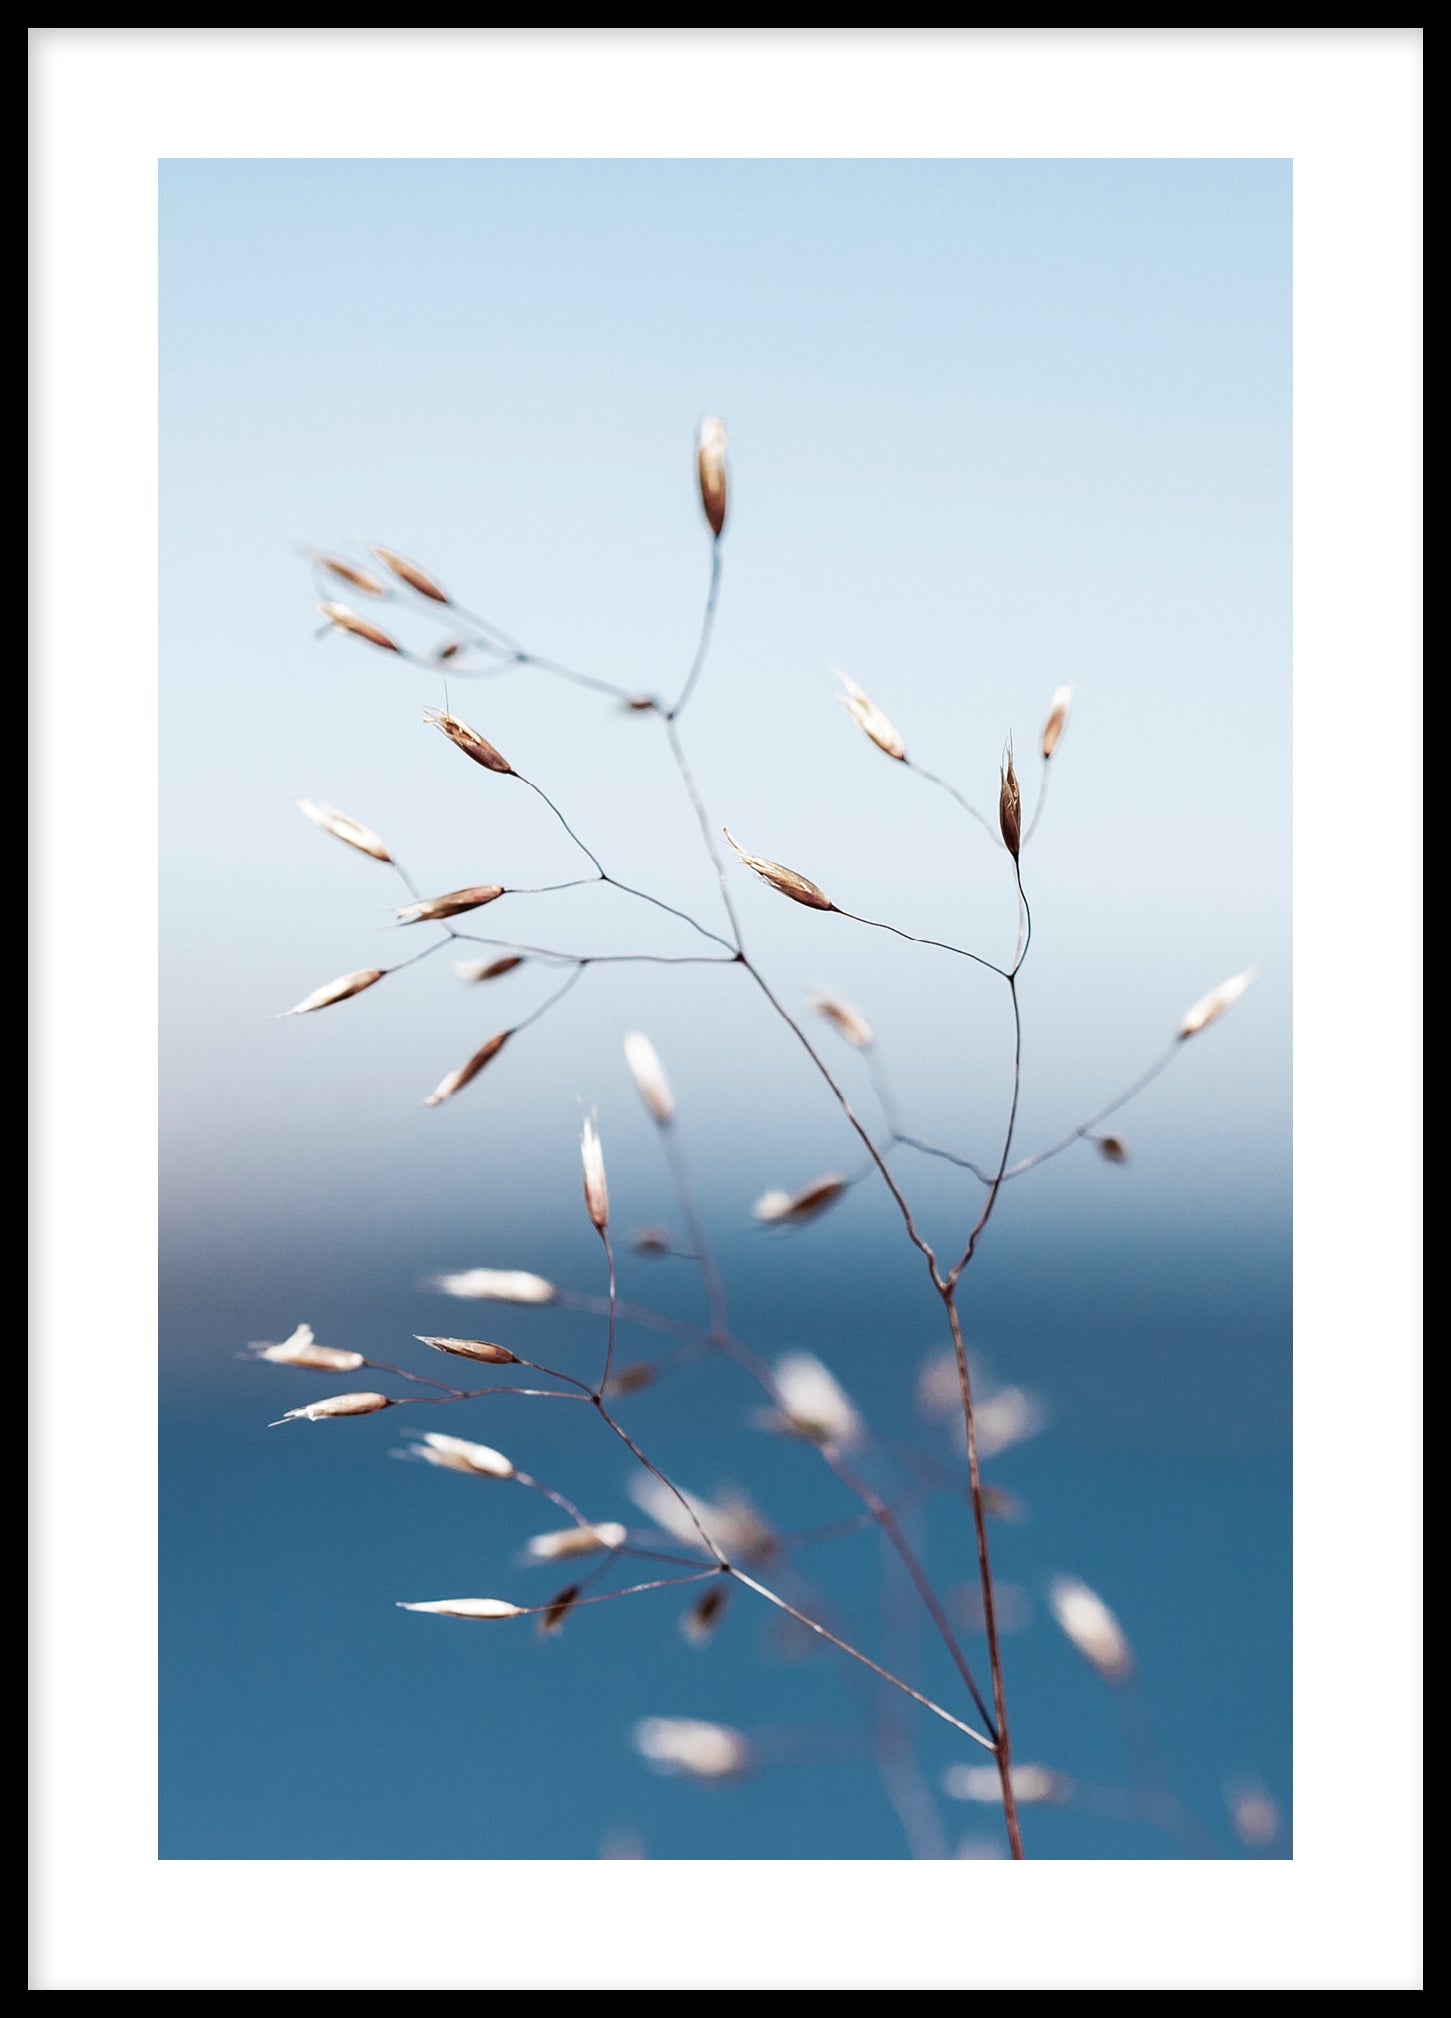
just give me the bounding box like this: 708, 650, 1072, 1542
626, 1475, 775, 1564
395, 884, 505, 924
623, 1031, 676, 1126
752, 1174, 848, 1227
423, 1030, 511, 1108
454, 954, 524, 983
697, 417, 728, 538
407, 1431, 515, 1480
248, 1323, 365, 1373
539, 1584, 583, 1637
580, 1116, 610, 1231
1040, 684, 1073, 759
723, 828, 834, 911
1225, 1779, 1281, 1850
954, 1580, 1030, 1635
413, 1334, 518, 1366
280, 968, 386, 1018
372, 546, 449, 602
1179, 967, 1258, 1040
423, 707, 514, 774
397, 1597, 524, 1621
316, 601, 399, 652
1095, 1134, 1130, 1164
834, 669, 907, 762
270, 1391, 392, 1426
974, 1385, 1046, 1461
634, 1715, 749, 1780
1046, 1573, 1135, 1684
604, 1360, 659, 1397
525, 1521, 627, 1563
756, 1352, 863, 1452
681, 1585, 731, 1647
943, 1762, 1070, 1806
295, 798, 392, 863
630, 1226, 675, 1258
430, 1268, 558, 1306
808, 990, 874, 1050
998, 742, 1022, 858
311, 553, 388, 598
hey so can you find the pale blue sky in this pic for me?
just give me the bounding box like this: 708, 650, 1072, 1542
161, 158, 1289, 1286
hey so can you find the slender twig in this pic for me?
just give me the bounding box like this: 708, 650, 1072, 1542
668, 543, 723, 722
904, 756, 1000, 844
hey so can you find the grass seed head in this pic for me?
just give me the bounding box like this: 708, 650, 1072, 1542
271, 1391, 392, 1425
423, 707, 514, 774
249, 1323, 365, 1373
723, 828, 834, 911
1179, 967, 1257, 1040
396, 1597, 524, 1621
316, 601, 399, 651
633, 1716, 749, 1780
312, 554, 388, 597
752, 1174, 848, 1227
834, 669, 907, 762
525, 1521, 627, 1563
681, 1585, 731, 1646
809, 990, 874, 1050
1047, 1573, 1135, 1683
697, 417, 728, 538
423, 1030, 510, 1108
280, 969, 386, 1018
759, 1351, 863, 1452
624, 1031, 676, 1126
295, 798, 392, 863
372, 546, 449, 602
413, 1335, 518, 1365
538, 1584, 583, 1637
430, 1268, 558, 1305
408, 1432, 515, 1479
395, 883, 505, 924
998, 740, 1022, 857
1040, 683, 1073, 759
580, 1116, 610, 1231
453, 955, 524, 983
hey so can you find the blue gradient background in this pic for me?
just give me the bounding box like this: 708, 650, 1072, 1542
161, 159, 1290, 1859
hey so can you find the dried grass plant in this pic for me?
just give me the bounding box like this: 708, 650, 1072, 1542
254, 422, 1270, 1861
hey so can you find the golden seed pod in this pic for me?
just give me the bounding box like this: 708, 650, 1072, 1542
1046, 1574, 1135, 1684
408, 1432, 515, 1479
809, 990, 874, 1050
538, 1584, 583, 1637
372, 546, 449, 603
270, 1391, 393, 1425
1178, 967, 1257, 1040
295, 798, 393, 863
623, 1031, 676, 1126
1095, 1134, 1129, 1164
453, 954, 524, 983
316, 601, 400, 652
396, 1597, 524, 1621
525, 1521, 628, 1563
1040, 683, 1073, 759
697, 417, 728, 538
423, 707, 514, 775
395, 883, 506, 925
423, 1030, 511, 1108
752, 1174, 848, 1227
723, 828, 834, 911
248, 1323, 365, 1373
998, 745, 1022, 858
834, 670, 907, 762
580, 1117, 610, 1231
681, 1585, 730, 1646
280, 968, 386, 1018
312, 554, 388, 598
413, 1335, 518, 1366
430, 1268, 558, 1305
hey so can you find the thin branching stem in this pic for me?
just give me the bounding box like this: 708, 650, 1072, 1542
668, 542, 723, 722
905, 756, 1000, 844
